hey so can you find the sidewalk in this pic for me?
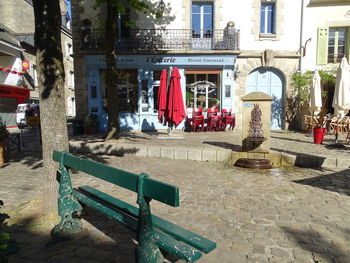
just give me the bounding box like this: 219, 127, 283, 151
69, 130, 350, 168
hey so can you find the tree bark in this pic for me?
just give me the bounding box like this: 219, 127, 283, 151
33, 0, 69, 213
104, 0, 120, 140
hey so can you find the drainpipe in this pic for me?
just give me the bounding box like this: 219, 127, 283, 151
298, 0, 305, 73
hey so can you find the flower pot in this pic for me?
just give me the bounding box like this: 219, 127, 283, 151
313, 128, 326, 144
0, 140, 9, 165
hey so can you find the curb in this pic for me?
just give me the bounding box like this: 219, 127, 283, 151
69, 141, 350, 169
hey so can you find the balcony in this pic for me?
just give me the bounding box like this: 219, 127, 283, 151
81, 28, 240, 52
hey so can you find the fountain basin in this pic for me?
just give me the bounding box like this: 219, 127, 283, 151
234, 158, 272, 169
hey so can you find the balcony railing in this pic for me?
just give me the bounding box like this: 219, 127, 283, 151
81, 28, 240, 51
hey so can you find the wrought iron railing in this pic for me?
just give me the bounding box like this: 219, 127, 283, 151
80, 28, 240, 51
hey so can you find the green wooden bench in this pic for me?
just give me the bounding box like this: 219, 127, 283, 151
51, 151, 216, 262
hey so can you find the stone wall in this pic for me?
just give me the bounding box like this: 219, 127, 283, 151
0, 0, 34, 33
0, 0, 75, 116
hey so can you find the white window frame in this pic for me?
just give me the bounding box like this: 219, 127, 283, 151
65, 42, 73, 60
69, 70, 75, 90
260, 2, 275, 34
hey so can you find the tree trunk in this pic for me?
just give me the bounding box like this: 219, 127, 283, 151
105, 0, 120, 140
33, 0, 69, 213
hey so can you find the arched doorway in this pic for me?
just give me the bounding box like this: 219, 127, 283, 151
246, 67, 285, 129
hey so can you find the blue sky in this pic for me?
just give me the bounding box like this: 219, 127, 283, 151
64, 0, 72, 18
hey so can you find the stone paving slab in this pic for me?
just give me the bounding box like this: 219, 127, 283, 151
1, 153, 350, 262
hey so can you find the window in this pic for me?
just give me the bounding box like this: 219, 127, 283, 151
117, 8, 131, 39
100, 70, 137, 113
328, 28, 346, 63
316, 27, 348, 65
32, 65, 38, 86
69, 71, 75, 90
66, 42, 73, 60
67, 97, 76, 117
185, 72, 221, 109
260, 2, 275, 34
192, 2, 213, 38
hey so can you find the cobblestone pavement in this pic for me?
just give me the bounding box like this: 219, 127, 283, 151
2, 152, 350, 263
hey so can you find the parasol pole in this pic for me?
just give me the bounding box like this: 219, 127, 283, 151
167, 67, 174, 135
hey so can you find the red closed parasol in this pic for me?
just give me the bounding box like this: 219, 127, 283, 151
158, 69, 168, 123
166, 67, 185, 126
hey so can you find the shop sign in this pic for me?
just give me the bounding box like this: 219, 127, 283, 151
86, 55, 236, 68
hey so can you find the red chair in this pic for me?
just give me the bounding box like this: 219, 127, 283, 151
207, 115, 221, 131
207, 108, 218, 118
220, 109, 235, 131
185, 108, 194, 131
192, 108, 205, 132
221, 109, 231, 117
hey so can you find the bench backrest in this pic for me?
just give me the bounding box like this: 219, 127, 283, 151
53, 151, 179, 207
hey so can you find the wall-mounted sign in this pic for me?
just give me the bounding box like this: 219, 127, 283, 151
86, 55, 236, 68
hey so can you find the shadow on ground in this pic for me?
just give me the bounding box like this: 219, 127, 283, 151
1, 201, 182, 263
69, 143, 139, 161
0, 150, 43, 170
293, 169, 350, 196
203, 141, 242, 151
281, 227, 349, 263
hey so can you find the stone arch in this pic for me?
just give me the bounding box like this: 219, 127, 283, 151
245, 66, 286, 129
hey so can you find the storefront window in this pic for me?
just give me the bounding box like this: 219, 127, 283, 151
185, 72, 221, 109
141, 79, 149, 112
152, 70, 162, 113
100, 69, 137, 113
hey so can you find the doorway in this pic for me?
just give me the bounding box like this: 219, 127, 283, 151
246, 67, 284, 129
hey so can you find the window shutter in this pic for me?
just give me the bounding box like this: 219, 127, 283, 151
346, 27, 350, 59
316, 27, 328, 65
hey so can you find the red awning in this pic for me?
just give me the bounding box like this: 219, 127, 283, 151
0, 84, 30, 98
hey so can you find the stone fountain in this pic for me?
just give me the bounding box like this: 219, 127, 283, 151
242, 104, 266, 151
235, 92, 273, 169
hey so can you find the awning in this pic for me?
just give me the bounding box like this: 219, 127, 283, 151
0, 25, 23, 55
0, 84, 30, 99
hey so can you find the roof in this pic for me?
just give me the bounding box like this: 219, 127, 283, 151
13, 33, 35, 47
0, 24, 22, 51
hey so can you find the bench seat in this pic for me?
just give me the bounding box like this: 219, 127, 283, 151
74, 186, 216, 262
51, 151, 216, 262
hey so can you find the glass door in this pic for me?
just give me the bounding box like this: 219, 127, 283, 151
192, 2, 213, 49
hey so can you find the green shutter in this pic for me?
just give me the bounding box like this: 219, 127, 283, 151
316, 27, 328, 65
346, 27, 350, 59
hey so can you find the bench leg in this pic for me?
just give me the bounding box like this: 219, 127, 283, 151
51, 167, 83, 241
136, 197, 163, 263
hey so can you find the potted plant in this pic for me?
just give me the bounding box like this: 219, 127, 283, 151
312, 109, 327, 144
0, 121, 9, 165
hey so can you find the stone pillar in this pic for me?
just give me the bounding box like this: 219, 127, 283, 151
241, 92, 272, 153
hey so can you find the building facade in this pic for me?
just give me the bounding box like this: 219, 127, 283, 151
0, 0, 76, 120
71, 0, 306, 131
301, 0, 350, 73
0, 25, 29, 127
